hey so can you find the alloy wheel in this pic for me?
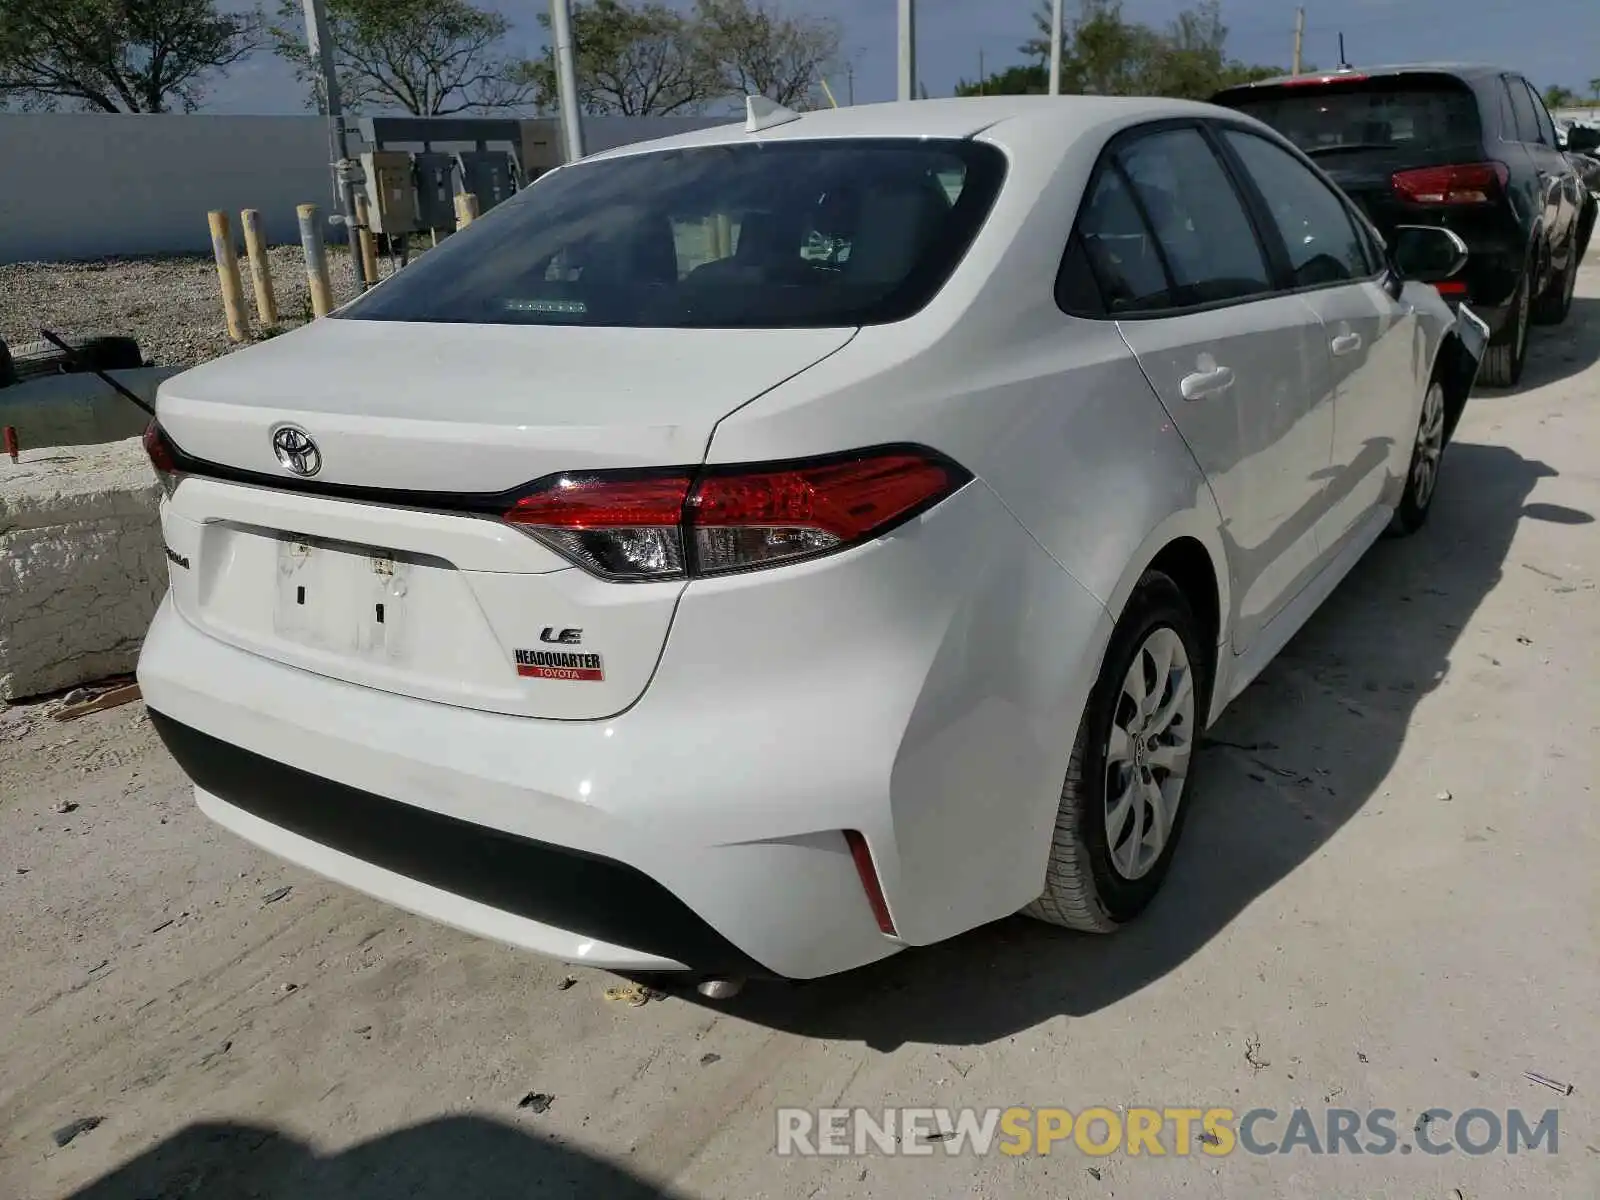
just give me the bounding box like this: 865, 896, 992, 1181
1104, 627, 1196, 881
1411, 381, 1446, 510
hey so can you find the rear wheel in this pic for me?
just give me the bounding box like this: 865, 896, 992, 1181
1026, 572, 1206, 933
1478, 267, 1531, 388
1532, 244, 1579, 325
1386, 379, 1447, 538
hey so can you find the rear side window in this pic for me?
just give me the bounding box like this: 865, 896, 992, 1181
1222, 130, 1374, 285
1221, 77, 1482, 155
1504, 77, 1542, 143
341, 140, 1006, 329
1116, 129, 1272, 306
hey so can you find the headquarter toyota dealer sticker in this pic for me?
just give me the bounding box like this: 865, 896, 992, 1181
514, 648, 605, 682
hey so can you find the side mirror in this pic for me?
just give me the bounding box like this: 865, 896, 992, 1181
1391, 224, 1468, 283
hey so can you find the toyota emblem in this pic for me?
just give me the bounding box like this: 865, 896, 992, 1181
271, 426, 321, 477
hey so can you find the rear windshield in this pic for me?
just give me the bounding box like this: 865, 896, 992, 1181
1220, 77, 1482, 157
341, 139, 1006, 329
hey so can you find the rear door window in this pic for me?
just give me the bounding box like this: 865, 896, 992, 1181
1220, 77, 1483, 155
1075, 168, 1173, 312
1221, 130, 1374, 285
341, 139, 1006, 329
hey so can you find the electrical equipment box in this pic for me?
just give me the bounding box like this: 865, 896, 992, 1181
359, 151, 418, 235
454, 150, 520, 214
412, 152, 458, 231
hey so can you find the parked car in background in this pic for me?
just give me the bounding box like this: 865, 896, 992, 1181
138, 96, 1484, 985
1214, 64, 1597, 387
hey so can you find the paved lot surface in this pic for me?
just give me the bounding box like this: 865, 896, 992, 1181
3, 265, 1599, 1200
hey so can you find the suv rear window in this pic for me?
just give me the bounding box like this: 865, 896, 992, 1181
341, 139, 1006, 329
1218, 76, 1482, 157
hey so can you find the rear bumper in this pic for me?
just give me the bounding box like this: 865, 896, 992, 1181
150, 711, 768, 975
138, 479, 1109, 979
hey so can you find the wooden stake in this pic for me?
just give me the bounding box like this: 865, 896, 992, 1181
298, 204, 334, 318
240, 208, 278, 327
207, 210, 250, 342
353, 192, 380, 288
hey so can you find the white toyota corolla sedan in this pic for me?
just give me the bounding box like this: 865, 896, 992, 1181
138, 95, 1485, 983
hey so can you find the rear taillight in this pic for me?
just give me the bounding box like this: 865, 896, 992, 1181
1391, 162, 1508, 205
143, 420, 182, 497
505, 446, 970, 582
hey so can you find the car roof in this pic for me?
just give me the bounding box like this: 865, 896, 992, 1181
579, 95, 1236, 164
1219, 63, 1507, 92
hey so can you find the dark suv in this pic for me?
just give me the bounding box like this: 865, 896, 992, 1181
1214, 64, 1596, 386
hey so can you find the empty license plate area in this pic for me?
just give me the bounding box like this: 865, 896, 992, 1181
191, 522, 511, 694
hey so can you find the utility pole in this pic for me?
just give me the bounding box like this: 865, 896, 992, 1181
550, 0, 585, 162
300, 0, 359, 267
1292, 7, 1305, 75
897, 0, 916, 102
847, 62, 855, 105
978, 48, 985, 95
1049, 0, 1064, 95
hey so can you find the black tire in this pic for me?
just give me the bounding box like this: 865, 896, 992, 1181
1386, 378, 1447, 538
1026, 571, 1210, 933
8, 334, 145, 383
1532, 243, 1578, 325
1478, 267, 1531, 388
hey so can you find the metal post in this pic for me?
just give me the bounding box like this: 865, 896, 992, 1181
1049, 0, 1063, 95
298, 204, 334, 318
1292, 7, 1305, 75
897, 0, 915, 102
550, 0, 585, 162
301, 0, 359, 257
208, 211, 250, 342
240, 209, 278, 328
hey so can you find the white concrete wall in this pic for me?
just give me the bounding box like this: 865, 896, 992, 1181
0, 438, 165, 700
0, 112, 730, 265
0, 114, 337, 263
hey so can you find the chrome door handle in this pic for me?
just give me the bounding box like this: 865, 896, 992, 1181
1179, 365, 1235, 401
1330, 332, 1363, 356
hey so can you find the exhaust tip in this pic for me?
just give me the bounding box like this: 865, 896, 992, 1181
696, 977, 745, 1000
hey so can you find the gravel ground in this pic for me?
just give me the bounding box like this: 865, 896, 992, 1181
0, 243, 405, 371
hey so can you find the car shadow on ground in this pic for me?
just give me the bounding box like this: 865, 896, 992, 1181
683, 439, 1587, 1049
1481, 296, 1600, 393
66, 1116, 679, 1200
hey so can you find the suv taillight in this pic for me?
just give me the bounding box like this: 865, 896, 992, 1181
1391, 162, 1509, 205
505, 446, 970, 581
143, 420, 183, 497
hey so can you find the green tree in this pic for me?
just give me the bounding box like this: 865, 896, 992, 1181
268, 0, 536, 115
694, 0, 839, 109
1588, 77, 1600, 102
1544, 84, 1577, 110
0, 0, 256, 112
954, 63, 1047, 96
530, 0, 710, 116
1016, 0, 1279, 101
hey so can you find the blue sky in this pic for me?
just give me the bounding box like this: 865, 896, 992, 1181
212, 0, 1600, 114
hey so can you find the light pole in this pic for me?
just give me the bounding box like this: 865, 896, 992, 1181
897, 0, 916, 102
1048, 0, 1063, 95
550, 0, 586, 162
300, 0, 361, 269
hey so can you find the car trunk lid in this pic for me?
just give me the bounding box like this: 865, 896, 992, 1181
155, 317, 854, 720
